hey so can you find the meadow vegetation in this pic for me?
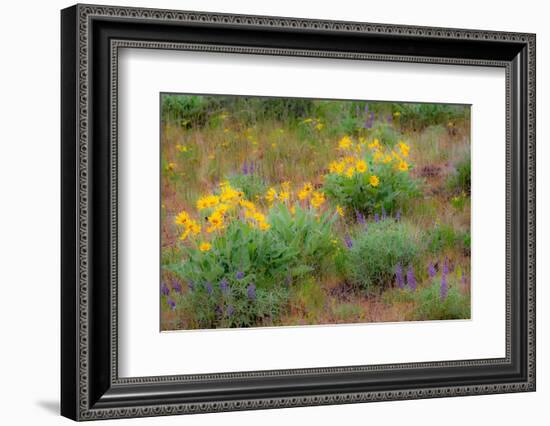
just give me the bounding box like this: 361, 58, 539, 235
160, 95, 471, 330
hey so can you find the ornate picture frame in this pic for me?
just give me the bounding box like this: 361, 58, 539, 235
61, 4, 535, 421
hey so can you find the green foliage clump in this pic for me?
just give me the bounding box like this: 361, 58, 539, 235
345, 221, 421, 294
322, 151, 420, 216
446, 154, 471, 195
412, 279, 470, 320
161, 95, 212, 126
393, 103, 469, 131
425, 223, 470, 255
228, 173, 267, 201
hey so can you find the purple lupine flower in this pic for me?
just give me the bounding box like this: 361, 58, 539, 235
386, 114, 393, 124
460, 269, 467, 287
406, 265, 416, 291
249, 160, 255, 175
428, 262, 436, 279
172, 279, 182, 294
187, 280, 195, 292
443, 257, 449, 275
219, 277, 229, 294
395, 209, 402, 222
242, 159, 249, 175
364, 104, 369, 115
440, 273, 448, 301
205, 282, 213, 295
226, 304, 235, 317
236, 271, 245, 280
161, 282, 170, 296
344, 234, 353, 249
167, 298, 176, 311
247, 283, 256, 301
356, 210, 366, 225
395, 263, 404, 289
381, 207, 387, 220
363, 118, 373, 129
370, 111, 375, 121
374, 213, 380, 223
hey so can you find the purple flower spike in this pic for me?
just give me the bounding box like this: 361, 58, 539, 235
167, 298, 176, 311
187, 280, 195, 292
205, 282, 213, 295
161, 282, 170, 296
344, 234, 353, 249
356, 210, 366, 225
460, 269, 467, 287
386, 114, 393, 123
242, 159, 249, 175
249, 160, 255, 175
428, 263, 436, 279
443, 257, 449, 275
236, 271, 245, 280
172, 279, 182, 294
395, 263, 404, 289
226, 304, 235, 317
382, 207, 387, 220
219, 277, 229, 293
363, 119, 373, 129
374, 213, 380, 223
247, 283, 256, 301
364, 104, 369, 115
406, 265, 416, 291
395, 209, 402, 222
440, 274, 448, 301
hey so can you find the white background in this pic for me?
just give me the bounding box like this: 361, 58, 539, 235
119, 49, 505, 377
0, 0, 547, 425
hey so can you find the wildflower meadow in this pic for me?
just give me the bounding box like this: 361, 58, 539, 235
160, 94, 471, 330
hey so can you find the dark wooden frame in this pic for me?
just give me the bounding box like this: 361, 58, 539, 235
61, 3, 536, 421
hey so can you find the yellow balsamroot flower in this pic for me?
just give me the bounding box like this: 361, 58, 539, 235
199, 242, 211, 252
336, 205, 345, 217
279, 191, 290, 202
290, 206, 296, 215
392, 150, 402, 161
303, 182, 313, 193
373, 151, 384, 163
383, 154, 393, 164
258, 221, 271, 231
369, 175, 380, 187
398, 141, 410, 157
398, 160, 409, 172
344, 155, 356, 164
393, 111, 401, 117
358, 136, 367, 145
265, 187, 278, 203
187, 221, 201, 235
315, 122, 324, 131
207, 212, 224, 228
175, 144, 188, 153
179, 229, 190, 241
338, 135, 353, 150
239, 199, 257, 212
368, 139, 380, 150
356, 160, 368, 174
252, 211, 267, 223
297, 189, 309, 201
214, 203, 231, 216
174, 211, 190, 226
345, 166, 355, 178
166, 162, 176, 172
220, 185, 240, 203
196, 195, 220, 210
281, 181, 291, 191
310, 191, 326, 209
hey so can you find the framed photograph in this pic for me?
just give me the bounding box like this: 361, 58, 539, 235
61, 4, 536, 421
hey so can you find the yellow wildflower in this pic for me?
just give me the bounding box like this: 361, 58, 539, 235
279, 191, 290, 202
398, 141, 410, 157
336, 205, 345, 217
338, 135, 353, 150
373, 151, 384, 163
345, 166, 355, 178
265, 187, 278, 203
311, 191, 326, 209
281, 181, 291, 191
179, 229, 190, 241
398, 161, 409, 171
199, 242, 211, 252
383, 154, 393, 164
174, 211, 190, 226
175, 144, 188, 153
187, 221, 201, 235
303, 182, 313, 193
303, 118, 313, 124
344, 156, 356, 164
298, 189, 309, 201
393, 111, 401, 117
207, 212, 224, 229
368, 139, 380, 150
166, 162, 176, 172
356, 160, 368, 174
315, 122, 324, 131
258, 221, 271, 231
290, 206, 296, 215
369, 175, 380, 187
